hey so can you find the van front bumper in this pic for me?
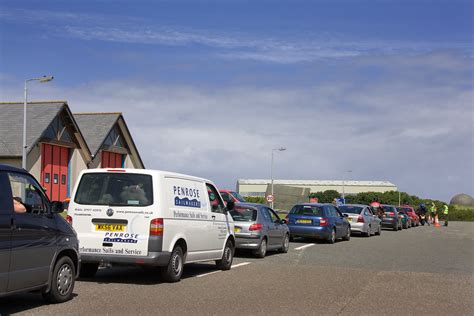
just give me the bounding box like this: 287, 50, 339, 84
80, 251, 171, 267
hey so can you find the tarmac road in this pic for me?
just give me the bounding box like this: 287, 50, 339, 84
1, 222, 473, 315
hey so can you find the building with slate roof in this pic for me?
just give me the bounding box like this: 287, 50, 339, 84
0, 101, 143, 201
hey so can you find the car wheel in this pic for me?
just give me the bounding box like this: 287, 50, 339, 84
216, 240, 234, 270
79, 262, 99, 278
254, 238, 267, 258
393, 224, 398, 231
280, 234, 290, 253
328, 228, 336, 244
343, 227, 351, 241
289, 235, 294, 242
42, 256, 75, 303
376, 225, 381, 236
161, 246, 184, 282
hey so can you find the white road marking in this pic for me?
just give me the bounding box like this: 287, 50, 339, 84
231, 262, 251, 269
196, 262, 251, 278
294, 243, 315, 250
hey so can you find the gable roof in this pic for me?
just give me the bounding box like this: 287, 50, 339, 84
74, 112, 144, 168
73, 112, 121, 156
0, 101, 64, 156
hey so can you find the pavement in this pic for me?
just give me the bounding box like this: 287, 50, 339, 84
1, 221, 473, 315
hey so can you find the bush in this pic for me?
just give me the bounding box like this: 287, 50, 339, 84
244, 196, 267, 204
439, 205, 474, 221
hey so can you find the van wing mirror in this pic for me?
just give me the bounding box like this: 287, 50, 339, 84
51, 201, 64, 214
226, 200, 235, 212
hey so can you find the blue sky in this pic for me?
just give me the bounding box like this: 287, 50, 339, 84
0, 0, 472, 202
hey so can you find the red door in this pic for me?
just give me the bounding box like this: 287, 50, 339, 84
41, 144, 69, 201
102, 151, 123, 168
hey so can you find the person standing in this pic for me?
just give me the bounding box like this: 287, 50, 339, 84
443, 204, 449, 226
430, 202, 437, 224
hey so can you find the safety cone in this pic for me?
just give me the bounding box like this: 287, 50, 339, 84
434, 214, 441, 227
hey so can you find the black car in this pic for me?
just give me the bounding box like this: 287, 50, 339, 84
380, 204, 402, 231
0, 164, 79, 303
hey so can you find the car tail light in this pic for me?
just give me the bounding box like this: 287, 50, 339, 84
66, 215, 73, 225
319, 218, 328, 226
107, 169, 126, 172
150, 218, 164, 236
249, 223, 263, 231
389, 212, 395, 217
357, 215, 364, 223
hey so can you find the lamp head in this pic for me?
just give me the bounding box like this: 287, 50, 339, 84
39, 75, 54, 83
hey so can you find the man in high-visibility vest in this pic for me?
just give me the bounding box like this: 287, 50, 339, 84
443, 204, 449, 226
430, 202, 437, 224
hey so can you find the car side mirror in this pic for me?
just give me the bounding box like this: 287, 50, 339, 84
226, 200, 235, 212
51, 201, 64, 214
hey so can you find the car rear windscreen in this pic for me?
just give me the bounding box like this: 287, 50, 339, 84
230, 191, 247, 202
339, 206, 363, 214
230, 207, 257, 221
290, 205, 324, 216
398, 207, 412, 213
74, 173, 153, 206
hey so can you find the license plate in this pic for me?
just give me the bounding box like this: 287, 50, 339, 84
297, 219, 312, 224
234, 227, 241, 233
95, 224, 126, 232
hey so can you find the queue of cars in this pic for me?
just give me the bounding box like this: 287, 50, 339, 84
0, 165, 422, 304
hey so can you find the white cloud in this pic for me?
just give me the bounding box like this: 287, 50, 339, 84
1, 53, 471, 202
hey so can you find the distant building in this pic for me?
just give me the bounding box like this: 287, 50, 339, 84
237, 179, 398, 198
0, 101, 144, 201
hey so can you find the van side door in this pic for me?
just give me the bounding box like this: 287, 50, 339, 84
206, 184, 229, 252
7, 171, 58, 292
0, 171, 12, 293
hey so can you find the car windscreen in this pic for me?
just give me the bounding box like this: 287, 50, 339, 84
74, 173, 153, 206
383, 206, 396, 213
339, 206, 363, 214
398, 207, 412, 213
230, 191, 247, 202
290, 205, 324, 217
230, 206, 257, 221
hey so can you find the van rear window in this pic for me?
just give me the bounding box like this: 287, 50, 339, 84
74, 173, 153, 206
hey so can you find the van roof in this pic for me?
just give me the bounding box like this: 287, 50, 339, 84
79, 168, 214, 184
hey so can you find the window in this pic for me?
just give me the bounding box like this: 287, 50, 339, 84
220, 192, 231, 203
267, 208, 281, 223
230, 192, 246, 202
260, 208, 272, 222
74, 173, 153, 206
290, 205, 324, 217
8, 172, 47, 214
206, 184, 225, 213
326, 206, 338, 217
339, 206, 363, 214
230, 206, 257, 221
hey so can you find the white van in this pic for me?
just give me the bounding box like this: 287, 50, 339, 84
67, 168, 235, 282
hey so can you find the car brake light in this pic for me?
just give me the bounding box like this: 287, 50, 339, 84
249, 223, 263, 231
150, 218, 164, 236
66, 215, 73, 225
107, 169, 126, 172
357, 215, 364, 223
389, 212, 395, 217
319, 218, 328, 226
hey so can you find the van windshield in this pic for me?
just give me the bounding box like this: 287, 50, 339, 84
74, 173, 153, 206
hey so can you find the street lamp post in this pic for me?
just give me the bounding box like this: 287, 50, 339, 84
22, 75, 54, 169
342, 170, 352, 204
270, 147, 286, 209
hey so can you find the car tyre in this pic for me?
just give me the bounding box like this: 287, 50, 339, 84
79, 262, 99, 278
161, 246, 184, 283
280, 234, 290, 253
216, 240, 234, 270
42, 256, 75, 303
328, 228, 336, 244
376, 225, 381, 236
393, 224, 398, 231
254, 238, 267, 258
343, 227, 351, 241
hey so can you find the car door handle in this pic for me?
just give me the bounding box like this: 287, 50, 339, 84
212, 215, 216, 220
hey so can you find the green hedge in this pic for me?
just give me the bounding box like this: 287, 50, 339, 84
438, 205, 474, 222
244, 196, 267, 204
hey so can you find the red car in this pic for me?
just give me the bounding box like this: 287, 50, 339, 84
219, 190, 247, 204
397, 205, 419, 227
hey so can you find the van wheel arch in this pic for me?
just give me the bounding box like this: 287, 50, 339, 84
173, 239, 188, 261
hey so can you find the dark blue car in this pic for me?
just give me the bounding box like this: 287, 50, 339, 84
287, 203, 351, 244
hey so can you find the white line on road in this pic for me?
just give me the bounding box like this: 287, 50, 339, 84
231, 262, 251, 269
196, 262, 251, 278
294, 243, 315, 250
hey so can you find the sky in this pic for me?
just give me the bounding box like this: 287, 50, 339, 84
0, 0, 472, 202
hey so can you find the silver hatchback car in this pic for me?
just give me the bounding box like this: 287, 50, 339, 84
230, 203, 290, 258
